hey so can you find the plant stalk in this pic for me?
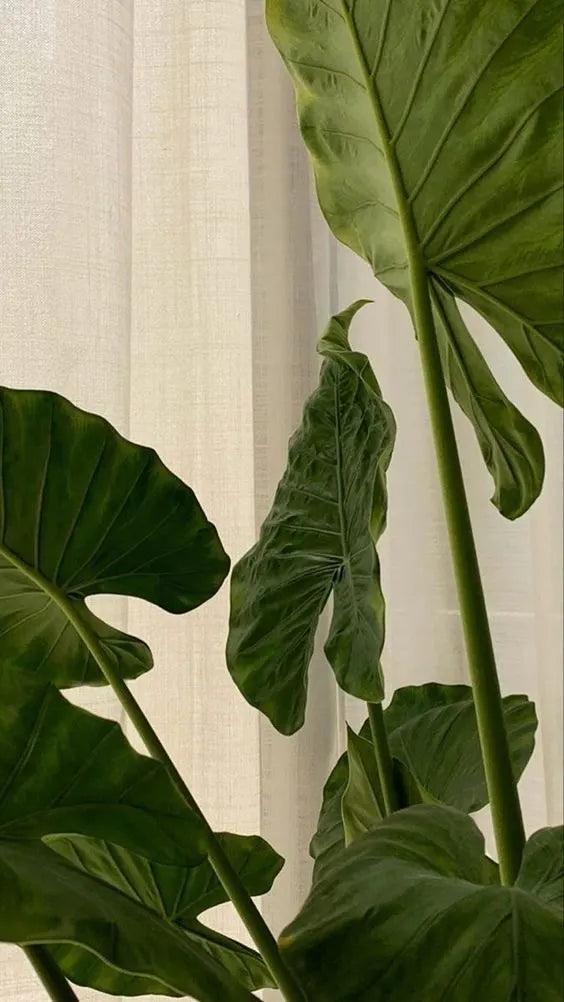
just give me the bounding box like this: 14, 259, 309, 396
408, 252, 526, 884
61, 602, 306, 1002
23, 946, 80, 1002
342, 0, 526, 884
367, 702, 397, 815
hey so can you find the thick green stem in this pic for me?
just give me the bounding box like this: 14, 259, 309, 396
60, 601, 307, 1002
408, 253, 526, 884
340, 11, 526, 881
23, 946, 80, 1002
367, 702, 397, 815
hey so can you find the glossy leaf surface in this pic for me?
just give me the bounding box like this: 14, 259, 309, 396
311, 683, 536, 874
282, 806, 563, 1002
0, 662, 206, 864
0, 838, 257, 1002
267, 0, 563, 517
44, 832, 283, 995
0, 387, 229, 686
227, 303, 395, 733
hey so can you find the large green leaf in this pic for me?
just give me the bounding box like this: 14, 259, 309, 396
281, 805, 564, 1002
227, 302, 395, 734
0, 662, 206, 864
0, 663, 283, 995
267, 0, 564, 517
44, 832, 283, 995
311, 683, 537, 875
0, 838, 257, 1002
0, 386, 230, 686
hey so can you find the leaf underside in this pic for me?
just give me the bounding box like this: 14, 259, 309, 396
0, 386, 229, 686
267, 0, 564, 518
227, 302, 396, 733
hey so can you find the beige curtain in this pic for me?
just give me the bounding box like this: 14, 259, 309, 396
1, 2, 562, 1000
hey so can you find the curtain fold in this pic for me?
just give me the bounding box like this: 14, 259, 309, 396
1, 1, 562, 1000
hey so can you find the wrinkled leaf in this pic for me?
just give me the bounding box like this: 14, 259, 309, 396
341, 725, 383, 845
268, 0, 563, 517
311, 683, 536, 875
282, 805, 563, 1002
44, 832, 283, 995
227, 302, 395, 734
0, 386, 229, 686
0, 662, 206, 864
0, 838, 256, 1002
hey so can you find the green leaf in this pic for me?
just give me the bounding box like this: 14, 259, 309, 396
281, 805, 564, 1002
267, 0, 563, 517
385, 684, 537, 812
0, 838, 257, 1002
341, 726, 383, 845
227, 302, 396, 734
431, 282, 545, 519
43, 832, 283, 995
0, 663, 283, 995
0, 662, 206, 864
516, 826, 564, 913
0, 387, 229, 686
311, 683, 537, 873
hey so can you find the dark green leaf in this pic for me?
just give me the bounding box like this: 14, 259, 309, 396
385, 684, 537, 812
282, 805, 563, 1002
44, 832, 283, 995
0, 386, 229, 686
431, 282, 545, 519
311, 683, 537, 873
267, 0, 563, 517
341, 726, 383, 845
0, 838, 256, 1002
516, 825, 564, 913
227, 302, 395, 733
0, 662, 206, 864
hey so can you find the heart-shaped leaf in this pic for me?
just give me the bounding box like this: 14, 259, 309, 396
267, 0, 563, 517
0, 838, 257, 1002
0, 387, 230, 686
43, 832, 283, 995
282, 805, 563, 1002
227, 302, 395, 734
0, 662, 206, 864
311, 683, 537, 876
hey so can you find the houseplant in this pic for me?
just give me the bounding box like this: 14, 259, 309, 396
0, 1, 562, 999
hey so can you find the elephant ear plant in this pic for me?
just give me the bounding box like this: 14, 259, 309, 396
0, 1, 562, 1001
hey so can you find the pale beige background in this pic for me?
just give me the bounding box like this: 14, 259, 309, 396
1, 1, 562, 1000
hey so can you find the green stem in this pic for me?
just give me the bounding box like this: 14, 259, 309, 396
23, 946, 80, 1002
367, 703, 397, 815
408, 259, 525, 883
340, 7, 526, 883
59, 599, 307, 1002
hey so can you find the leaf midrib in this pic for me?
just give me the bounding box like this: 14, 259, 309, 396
338, 0, 419, 272
337, 0, 556, 342
0, 539, 105, 673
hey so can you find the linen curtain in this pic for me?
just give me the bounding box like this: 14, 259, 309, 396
1, 1, 562, 1000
